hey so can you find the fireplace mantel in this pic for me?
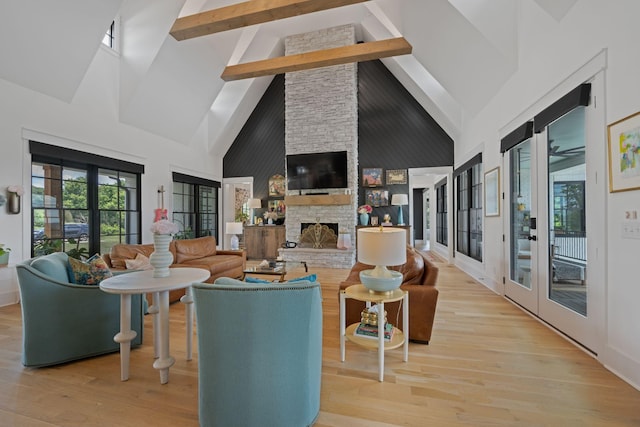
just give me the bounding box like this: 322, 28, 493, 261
285, 194, 352, 206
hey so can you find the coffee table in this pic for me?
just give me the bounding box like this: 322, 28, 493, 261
242, 260, 308, 281
99, 267, 209, 384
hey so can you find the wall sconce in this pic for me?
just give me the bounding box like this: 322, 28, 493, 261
6, 185, 23, 215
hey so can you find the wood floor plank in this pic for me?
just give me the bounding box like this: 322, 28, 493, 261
0, 256, 638, 426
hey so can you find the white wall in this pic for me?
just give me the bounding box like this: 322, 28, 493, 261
455, 0, 640, 389
0, 46, 223, 305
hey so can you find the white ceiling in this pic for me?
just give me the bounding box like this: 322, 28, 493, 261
0, 0, 579, 155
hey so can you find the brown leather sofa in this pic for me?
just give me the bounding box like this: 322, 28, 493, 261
103, 236, 246, 303
338, 246, 439, 344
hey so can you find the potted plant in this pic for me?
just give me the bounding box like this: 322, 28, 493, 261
0, 244, 11, 267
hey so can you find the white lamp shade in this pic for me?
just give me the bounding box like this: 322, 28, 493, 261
391, 194, 408, 206
248, 198, 262, 209
226, 222, 244, 235
357, 228, 406, 266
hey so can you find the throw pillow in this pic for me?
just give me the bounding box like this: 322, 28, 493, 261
244, 276, 272, 284
125, 253, 153, 271
67, 254, 113, 285
287, 273, 317, 283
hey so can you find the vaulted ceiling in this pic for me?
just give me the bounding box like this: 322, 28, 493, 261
0, 0, 578, 155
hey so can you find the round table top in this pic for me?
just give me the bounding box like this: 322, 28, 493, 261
99, 267, 210, 294
344, 284, 406, 303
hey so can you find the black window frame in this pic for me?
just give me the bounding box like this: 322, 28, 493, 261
172, 172, 220, 243
29, 141, 143, 257
435, 180, 448, 246
454, 154, 483, 261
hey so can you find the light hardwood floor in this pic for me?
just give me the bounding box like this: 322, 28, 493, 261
1, 257, 639, 426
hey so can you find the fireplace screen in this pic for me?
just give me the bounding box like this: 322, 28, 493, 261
299, 222, 338, 249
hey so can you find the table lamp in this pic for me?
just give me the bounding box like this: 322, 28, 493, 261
248, 198, 261, 225
226, 222, 244, 250
357, 227, 406, 294
391, 194, 408, 225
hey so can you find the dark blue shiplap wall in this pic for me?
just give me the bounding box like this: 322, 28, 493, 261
224, 60, 454, 223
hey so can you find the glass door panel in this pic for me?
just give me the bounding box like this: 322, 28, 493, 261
546, 107, 587, 316
509, 141, 533, 289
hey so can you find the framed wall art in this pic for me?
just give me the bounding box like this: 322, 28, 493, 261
607, 111, 640, 193
365, 189, 389, 207
484, 167, 500, 217
362, 168, 383, 187
386, 169, 407, 185
269, 174, 286, 197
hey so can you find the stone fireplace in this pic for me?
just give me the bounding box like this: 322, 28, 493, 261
278, 24, 358, 269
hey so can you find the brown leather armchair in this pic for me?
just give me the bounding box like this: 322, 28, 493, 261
338, 246, 439, 344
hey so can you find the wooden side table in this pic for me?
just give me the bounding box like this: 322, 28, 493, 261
339, 284, 409, 382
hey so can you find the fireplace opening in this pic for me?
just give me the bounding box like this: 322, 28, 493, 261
299, 222, 339, 249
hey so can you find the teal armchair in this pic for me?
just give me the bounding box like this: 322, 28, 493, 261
193, 277, 323, 427
16, 252, 144, 367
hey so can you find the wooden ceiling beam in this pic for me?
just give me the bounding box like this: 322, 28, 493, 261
170, 0, 370, 41
221, 37, 412, 81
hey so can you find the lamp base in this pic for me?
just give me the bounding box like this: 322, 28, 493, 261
230, 234, 239, 250
359, 266, 403, 295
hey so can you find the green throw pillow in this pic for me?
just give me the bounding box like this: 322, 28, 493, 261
67, 254, 113, 285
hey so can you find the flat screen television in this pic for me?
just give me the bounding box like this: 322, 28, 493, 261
286, 151, 348, 191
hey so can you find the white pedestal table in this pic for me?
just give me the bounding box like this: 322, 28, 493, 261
99, 267, 209, 384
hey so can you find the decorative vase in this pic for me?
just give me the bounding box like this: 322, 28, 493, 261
359, 213, 369, 226
0, 252, 9, 267
268, 218, 274, 225
8, 192, 20, 214
150, 233, 173, 278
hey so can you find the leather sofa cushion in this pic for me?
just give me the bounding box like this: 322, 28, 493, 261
109, 243, 156, 269
174, 236, 217, 263
181, 254, 242, 274
391, 248, 425, 286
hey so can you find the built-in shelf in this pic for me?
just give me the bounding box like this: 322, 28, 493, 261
284, 194, 352, 206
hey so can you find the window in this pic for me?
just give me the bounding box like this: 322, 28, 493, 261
172, 173, 220, 242
454, 154, 483, 261
30, 141, 143, 257
101, 20, 118, 52
435, 181, 447, 246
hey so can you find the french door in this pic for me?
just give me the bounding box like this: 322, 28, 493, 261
504, 78, 605, 353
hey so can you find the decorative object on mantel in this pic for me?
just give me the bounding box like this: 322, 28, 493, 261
358, 204, 372, 226
0, 244, 10, 267
150, 219, 178, 278
7, 185, 23, 214
357, 227, 406, 294
226, 222, 243, 250
391, 194, 408, 225
382, 214, 392, 226
337, 228, 352, 250
248, 198, 261, 225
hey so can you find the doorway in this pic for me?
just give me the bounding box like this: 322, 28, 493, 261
503, 77, 605, 354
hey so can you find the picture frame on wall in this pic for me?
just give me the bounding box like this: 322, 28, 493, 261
365, 189, 389, 207
269, 174, 286, 197
362, 168, 383, 187
267, 199, 286, 217
386, 169, 407, 185
607, 111, 640, 193
484, 167, 500, 217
